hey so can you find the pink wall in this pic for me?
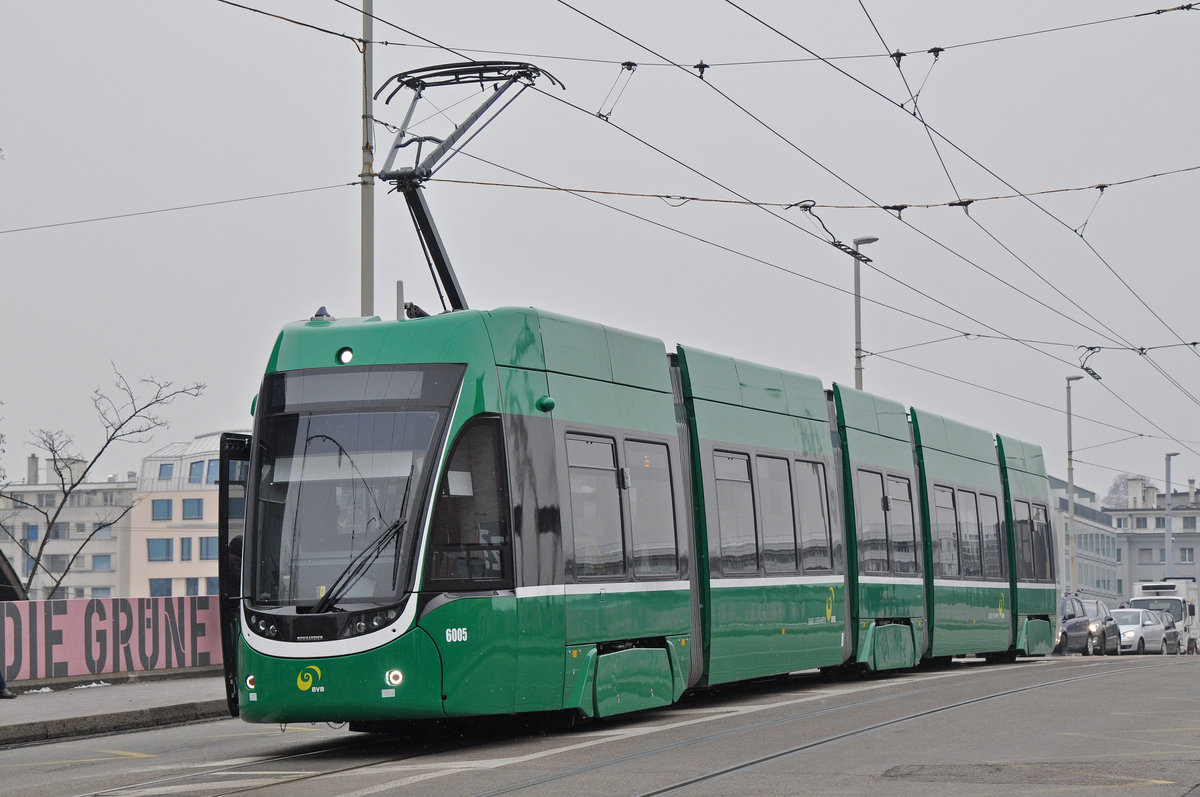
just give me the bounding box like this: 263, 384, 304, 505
1, 597, 223, 683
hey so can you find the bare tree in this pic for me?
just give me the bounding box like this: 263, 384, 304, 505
1102, 474, 1132, 509
0, 366, 203, 598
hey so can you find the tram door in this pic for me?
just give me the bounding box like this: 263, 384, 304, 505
424, 418, 518, 715
218, 433, 251, 718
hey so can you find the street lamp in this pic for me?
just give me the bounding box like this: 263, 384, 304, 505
1166, 451, 1181, 579
1066, 375, 1083, 596
852, 235, 879, 390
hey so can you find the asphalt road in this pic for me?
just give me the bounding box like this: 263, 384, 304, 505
4, 655, 1199, 796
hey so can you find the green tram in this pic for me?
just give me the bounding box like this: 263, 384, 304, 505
216, 307, 1056, 726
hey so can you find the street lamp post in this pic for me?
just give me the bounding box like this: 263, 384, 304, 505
1066, 375, 1083, 596
1166, 451, 1181, 579
852, 236, 879, 390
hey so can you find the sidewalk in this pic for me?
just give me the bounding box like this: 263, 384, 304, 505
0, 673, 229, 746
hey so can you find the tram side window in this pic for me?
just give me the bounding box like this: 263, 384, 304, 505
1014, 500, 1035, 579
714, 452, 757, 575
625, 440, 678, 577
979, 494, 1007, 579
568, 436, 626, 578
427, 418, 512, 589
758, 455, 797, 573
796, 461, 833, 573
856, 469, 888, 574
888, 476, 918, 574
957, 489, 983, 578
933, 487, 960, 577
1032, 503, 1054, 582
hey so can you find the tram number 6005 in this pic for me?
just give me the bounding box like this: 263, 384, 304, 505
446, 627, 469, 643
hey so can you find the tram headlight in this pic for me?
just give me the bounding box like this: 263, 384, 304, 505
386, 669, 403, 687
355, 620, 367, 634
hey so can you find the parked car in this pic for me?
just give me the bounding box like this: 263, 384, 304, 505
1081, 599, 1122, 655
1056, 595, 1119, 655
1112, 608, 1168, 654
1157, 611, 1183, 654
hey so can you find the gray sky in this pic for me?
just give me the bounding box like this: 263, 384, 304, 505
2, 1, 1197, 499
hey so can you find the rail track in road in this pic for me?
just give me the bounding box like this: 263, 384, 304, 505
68, 657, 1180, 797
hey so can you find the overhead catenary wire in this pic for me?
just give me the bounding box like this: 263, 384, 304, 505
213, 1, 1200, 468
0, 183, 359, 236
724, 0, 1200, 366
547, 0, 1126, 361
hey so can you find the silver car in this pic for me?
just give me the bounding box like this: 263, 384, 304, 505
1112, 608, 1168, 654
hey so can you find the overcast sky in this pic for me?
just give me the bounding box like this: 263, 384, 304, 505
2, 2, 1197, 500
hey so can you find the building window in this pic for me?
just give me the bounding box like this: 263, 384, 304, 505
1138, 548, 1153, 564
158, 463, 174, 480
188, 461, 204, 483
1136, 517, 1148, 529
1116, 579, 1123, 595
1116, 517, 1128, 528
182, 498, 203, 520
1116, 548, 1122, 563
1156, 517, 1166, 529
38, 493, 57, 508
92, 555, 112, 572
206, 577, 220, 596
23, 523, 38, 542
152, 499, 172, 521
93, 522, 113, 540
1161, 548, 1166, 563
181, 537, 192, 561
93, 587, 111, 599
1182, 548, 1195, 563
186, 578, 200, 596
199, 536, 219, 560
149, 578, 172, 597
147, 538, 174, 562
47, 554, 69, 573
229, 496, 245, 520
1186, 517, 1197, 530
74, 522, 87, 537
206, 459, 221, 484
49, 523, 69, 539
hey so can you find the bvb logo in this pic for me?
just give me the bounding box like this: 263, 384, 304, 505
825, 587, 835, 622
297, 665, 322, 691
998, 593, 1005, 619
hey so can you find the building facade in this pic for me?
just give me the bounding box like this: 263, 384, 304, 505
0, 455, 135, 600
124, 433, 236, 598
1105, 476, 1200, 601
1050, 476, 1119, 605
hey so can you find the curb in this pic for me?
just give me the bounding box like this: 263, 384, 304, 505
0, 699, 229, 747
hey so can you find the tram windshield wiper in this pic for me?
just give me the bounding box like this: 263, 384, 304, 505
311, 517, 406, 614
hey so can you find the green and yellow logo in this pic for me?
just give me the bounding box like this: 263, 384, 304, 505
826, 586, 835, 622
998, 593, 1005, 619
297, 665, 323, 692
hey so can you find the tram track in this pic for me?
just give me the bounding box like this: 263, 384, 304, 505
66, 657, 1175, 796
476, 657, 1174, 797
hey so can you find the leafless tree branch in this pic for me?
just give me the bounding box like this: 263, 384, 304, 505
0, 365, 204, 596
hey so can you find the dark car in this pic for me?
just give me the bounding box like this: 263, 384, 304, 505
1158, 611, 1183, 654
1056, 595, 1119, 655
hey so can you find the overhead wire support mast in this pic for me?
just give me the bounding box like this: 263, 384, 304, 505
374, 61, 562, 313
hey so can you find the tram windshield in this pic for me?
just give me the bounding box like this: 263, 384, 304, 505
246, 364, 464, 610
